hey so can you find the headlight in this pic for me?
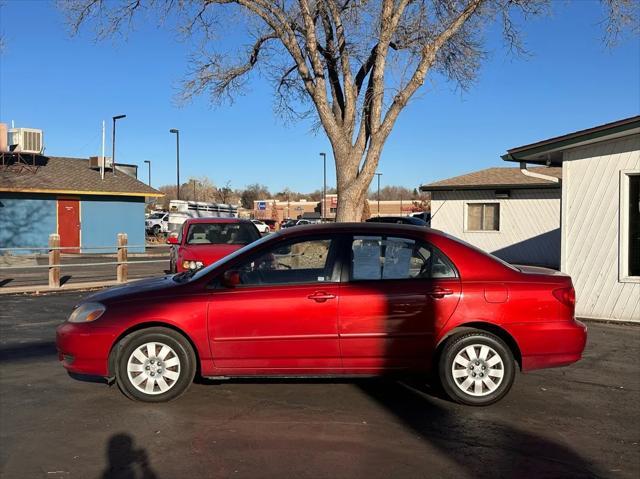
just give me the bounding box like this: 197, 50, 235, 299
182, 260, 204, 270
68, 302, 106, 323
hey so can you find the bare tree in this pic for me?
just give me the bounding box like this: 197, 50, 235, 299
61, 0, 638, 221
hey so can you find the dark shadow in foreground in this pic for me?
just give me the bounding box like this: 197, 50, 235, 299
358, 378, 603, 478
0, 340, 57, 362
102, 433, 158, 479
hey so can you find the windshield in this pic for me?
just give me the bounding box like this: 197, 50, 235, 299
149, 213, 165, 219
186, 232, 277, 282
185, 222, 260, 245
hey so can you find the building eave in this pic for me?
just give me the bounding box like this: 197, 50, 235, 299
501, 115, 640, 164
0, 187, 164, 198
420, 183, 561, 192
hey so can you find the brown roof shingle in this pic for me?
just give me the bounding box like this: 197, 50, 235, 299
420, 166, 562, 191
0, 156, 163, 197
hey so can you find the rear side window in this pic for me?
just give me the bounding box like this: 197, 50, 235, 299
351, 236, 456, 281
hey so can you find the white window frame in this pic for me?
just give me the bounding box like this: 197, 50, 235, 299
464, 201, 501, 233
619, 170, 640, 283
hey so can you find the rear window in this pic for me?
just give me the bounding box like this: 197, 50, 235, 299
186, 223, 259, 245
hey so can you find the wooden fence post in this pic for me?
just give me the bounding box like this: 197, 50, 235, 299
48, 234, 60, 288
117, 233, 128, 283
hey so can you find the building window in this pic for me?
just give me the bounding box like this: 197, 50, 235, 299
621, 173, 640, 280
467, 203, 500, 231
330, 208, 337, 213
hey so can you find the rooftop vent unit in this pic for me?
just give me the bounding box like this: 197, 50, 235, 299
8, 128, 44, 154
89, 156, 113, 170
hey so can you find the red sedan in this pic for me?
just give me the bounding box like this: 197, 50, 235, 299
57, 223, 586, 405
168, 218, 261, 273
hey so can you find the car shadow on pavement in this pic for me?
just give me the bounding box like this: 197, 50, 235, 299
102, 433, 158, 479
358, 378, 604, 478
0, 340, 57, 362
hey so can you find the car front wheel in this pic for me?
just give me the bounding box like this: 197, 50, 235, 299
439, 331, 515, 406
115, 327, 196, 402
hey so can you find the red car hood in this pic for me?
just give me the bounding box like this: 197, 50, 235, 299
179, 243, 244, 267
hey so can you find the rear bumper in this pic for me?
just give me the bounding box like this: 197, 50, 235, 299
504, 320, 587, 372
56, 322, 117, 377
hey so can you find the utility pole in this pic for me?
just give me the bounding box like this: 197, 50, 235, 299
319, 152, 327, 220
144, 160, 151, 186
375, 173, 382, 217
112, 114, 126, 176
169, 129, 180, 200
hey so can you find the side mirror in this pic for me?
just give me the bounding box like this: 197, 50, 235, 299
167, 235, 179, 245
221, 270, 241, 288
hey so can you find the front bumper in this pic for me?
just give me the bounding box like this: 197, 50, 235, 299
504, 319, 587, 372
56, 322, 117, 377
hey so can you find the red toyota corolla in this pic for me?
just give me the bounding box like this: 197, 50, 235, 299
57, 223, 586, 405
168, 218, 261, 273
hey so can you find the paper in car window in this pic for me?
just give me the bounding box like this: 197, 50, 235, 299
352, 236, 382, 280
382, 238, 414, 279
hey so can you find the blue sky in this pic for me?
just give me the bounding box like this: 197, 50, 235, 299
1, 1, 638, 194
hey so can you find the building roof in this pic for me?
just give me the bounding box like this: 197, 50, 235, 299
420, 166, 562, 192
502, 115, 640, 164
0, 155, 163, 197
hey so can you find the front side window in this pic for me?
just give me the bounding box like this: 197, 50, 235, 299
235, 238, 335, 286
186, 223, 259, 245
467, 203, 500, 231
351, 236, 456, 281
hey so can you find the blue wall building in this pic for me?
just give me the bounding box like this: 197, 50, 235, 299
0, 155, 162, 254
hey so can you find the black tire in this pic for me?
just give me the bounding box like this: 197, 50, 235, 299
152, 224, 161, 236
115, 327, 196, 402
439, 331, 515, 406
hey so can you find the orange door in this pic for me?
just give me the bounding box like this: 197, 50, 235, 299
57, 199, 80, 253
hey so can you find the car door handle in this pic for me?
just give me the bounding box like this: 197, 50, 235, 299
308, 291, 336, 302
427, 287, 454, 299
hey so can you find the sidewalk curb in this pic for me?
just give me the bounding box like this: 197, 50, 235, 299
0, 280, 124, 296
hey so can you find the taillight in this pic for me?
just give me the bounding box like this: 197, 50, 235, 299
553, 286, 575, 308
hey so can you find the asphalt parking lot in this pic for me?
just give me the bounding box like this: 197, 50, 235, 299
0, 292, 638, 479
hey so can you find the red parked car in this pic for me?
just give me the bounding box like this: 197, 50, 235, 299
168, 218, 261, 273
57, 223, 586, 405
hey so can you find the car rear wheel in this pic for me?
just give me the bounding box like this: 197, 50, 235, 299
439, 331, 515, 406
115, 327, 196, 402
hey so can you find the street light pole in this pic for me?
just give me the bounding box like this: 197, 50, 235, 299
319, 152, 327, 220
375, 173, 382, 216
192, 179, 197, 201
144, 160, 151, 186
169, 129, 180, 200
112, 114, 126, 176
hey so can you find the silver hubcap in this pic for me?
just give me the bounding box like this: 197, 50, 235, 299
127, 342, 181, 395
451, 344, 505, 397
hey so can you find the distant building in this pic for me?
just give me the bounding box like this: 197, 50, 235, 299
503, 116, 639, 322
0, 154, 163, 253
421, 166, 562, 268
253, 194, 423, 222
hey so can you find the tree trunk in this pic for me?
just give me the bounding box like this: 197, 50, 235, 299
334, 149, 379, 222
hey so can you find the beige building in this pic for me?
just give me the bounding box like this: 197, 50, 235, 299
502, 116, 639, 322
421, 167, 562, 268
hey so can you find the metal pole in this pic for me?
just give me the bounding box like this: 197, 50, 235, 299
112, 114, 126, 176
193, 179, 196, 201
376, 173, 382, 216
176, 131, 180, 200
170, 129, 180, 200
112, 117, 116, 177
144, 160, 151, 186
320, 153, 326, 220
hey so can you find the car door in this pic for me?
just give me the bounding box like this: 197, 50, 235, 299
207, 235, 343, 373
338, 235, 461, 372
